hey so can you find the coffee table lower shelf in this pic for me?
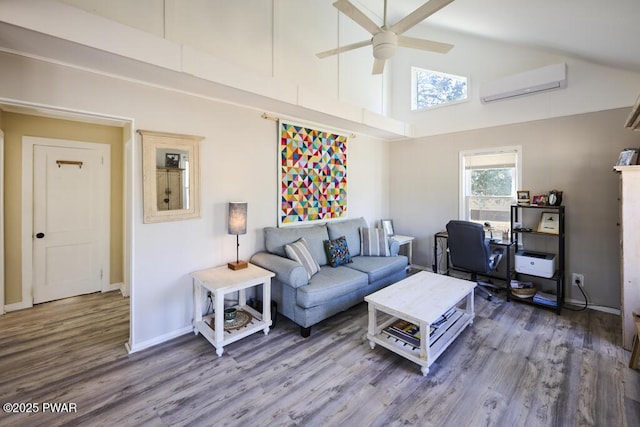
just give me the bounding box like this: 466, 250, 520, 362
367, 308, 473, 376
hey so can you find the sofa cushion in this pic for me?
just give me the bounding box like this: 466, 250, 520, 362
359, 227, 390, 257
296, 266, 368, 308
348, 255, 408, 284
324, 236, 352, 267
284, 238, 320, 279
264, 224, 329, 266
327, 217, 367, 257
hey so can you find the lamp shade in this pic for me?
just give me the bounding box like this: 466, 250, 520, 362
227, 202, 247, 235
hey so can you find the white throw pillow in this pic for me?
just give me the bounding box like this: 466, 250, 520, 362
359, 227, 390, 257
285, 237, 320, 279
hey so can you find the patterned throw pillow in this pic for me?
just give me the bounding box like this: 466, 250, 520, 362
359, 227, 390, 257
324, 236, 352, 267
285, 238, 320, 279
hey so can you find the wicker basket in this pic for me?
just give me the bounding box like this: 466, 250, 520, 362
512, 286, 537, 298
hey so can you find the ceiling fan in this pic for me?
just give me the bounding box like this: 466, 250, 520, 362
317, 0, 455, 74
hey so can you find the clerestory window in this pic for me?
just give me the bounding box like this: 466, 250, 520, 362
411, 67, 468, 110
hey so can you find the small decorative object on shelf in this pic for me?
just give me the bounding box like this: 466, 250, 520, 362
510, 280, 537, 298
224, 307, 237, 322
548, 190, 563, 206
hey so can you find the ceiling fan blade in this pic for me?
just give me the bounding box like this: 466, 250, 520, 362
397, 35, 454, 54
333, 0, 381, 35
316, 40, 371, 59
372, 58, 386, 75
389, 0, 455, 35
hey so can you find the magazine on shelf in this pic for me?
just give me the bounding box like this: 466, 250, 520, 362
532, 290, 558, 307
384, 319, 422, 347
383, 308, 458, 348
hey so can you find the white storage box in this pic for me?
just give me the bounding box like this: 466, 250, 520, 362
515, 250, 556, 278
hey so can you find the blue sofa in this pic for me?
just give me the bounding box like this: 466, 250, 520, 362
250, 217, 408, 337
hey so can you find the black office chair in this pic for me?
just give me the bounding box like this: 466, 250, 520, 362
445, 220, 505, 301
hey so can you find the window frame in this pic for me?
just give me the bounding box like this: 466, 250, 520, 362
458, 146, 522, 223
411, 66, 469, 111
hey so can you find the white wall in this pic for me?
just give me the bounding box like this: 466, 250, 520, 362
55, 0, 640, 138
60, 0, 386, 116
0, 52, 391, 348
389, 25, 640, 137
389, 108, 640, 310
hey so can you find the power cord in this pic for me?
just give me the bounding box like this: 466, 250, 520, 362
435, 234, 448, 273
205, 292, 214, 316
563, 278, 588, 311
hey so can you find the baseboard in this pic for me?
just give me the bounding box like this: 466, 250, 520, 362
103, 282, 123, 293
4, 300, 32, 313
125, 325, 193, 354
564, 298, 620, 315
120, 282, 130, 297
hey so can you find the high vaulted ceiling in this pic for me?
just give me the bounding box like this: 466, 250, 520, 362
356, 0, 640, 73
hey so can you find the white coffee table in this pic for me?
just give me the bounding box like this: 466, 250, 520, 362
191, 263, 274, 356
365, 271, 475, 376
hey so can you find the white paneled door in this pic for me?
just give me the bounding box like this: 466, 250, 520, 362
32, 144, 107, 304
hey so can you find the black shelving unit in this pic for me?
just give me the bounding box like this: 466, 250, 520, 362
510, 204, 565, 314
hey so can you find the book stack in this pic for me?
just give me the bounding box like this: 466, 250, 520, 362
532, 291, 557, 307
385, 319, 421, 347
383, 308, 457, 348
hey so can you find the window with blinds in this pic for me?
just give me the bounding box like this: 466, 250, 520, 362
459, 147, 521, 230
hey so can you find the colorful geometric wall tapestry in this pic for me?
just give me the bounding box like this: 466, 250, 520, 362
279, 121, 348, 225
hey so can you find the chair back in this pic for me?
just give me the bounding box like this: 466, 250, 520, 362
446, 220, 492, 274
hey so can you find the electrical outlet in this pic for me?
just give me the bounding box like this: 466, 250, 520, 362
571, 273, 585, 289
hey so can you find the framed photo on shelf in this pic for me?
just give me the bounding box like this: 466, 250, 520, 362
381, 219, 394, 236
616, 148, 638, 166
517, 190, 530, 205
537, 211, 560, 234
531, 194, 548, 206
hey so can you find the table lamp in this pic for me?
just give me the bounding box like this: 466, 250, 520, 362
227, 202, 248, 270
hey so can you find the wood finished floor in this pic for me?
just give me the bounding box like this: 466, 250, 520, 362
1, 290, 639, 427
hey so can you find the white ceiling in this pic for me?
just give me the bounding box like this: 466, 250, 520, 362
356, 0, 640, 73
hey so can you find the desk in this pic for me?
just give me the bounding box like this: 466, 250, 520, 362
433, 231, 515, 302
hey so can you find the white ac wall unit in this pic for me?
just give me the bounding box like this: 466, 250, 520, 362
480, 63, 567, 104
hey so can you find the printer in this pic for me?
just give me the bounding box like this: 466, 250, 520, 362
515, 250, 556, 278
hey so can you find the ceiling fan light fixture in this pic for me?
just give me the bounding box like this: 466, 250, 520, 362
372, 31, 398, 60
317, 0, 455, 69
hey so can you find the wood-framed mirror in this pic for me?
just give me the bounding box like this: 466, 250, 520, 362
138, 130, 203, 223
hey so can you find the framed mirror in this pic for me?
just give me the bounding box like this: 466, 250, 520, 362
139, 130, 203, 223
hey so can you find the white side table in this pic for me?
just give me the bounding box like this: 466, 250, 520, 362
392, 234, 414, 266
191, 263, 275, 356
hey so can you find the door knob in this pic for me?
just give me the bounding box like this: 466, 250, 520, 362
36, 232, 45, 239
